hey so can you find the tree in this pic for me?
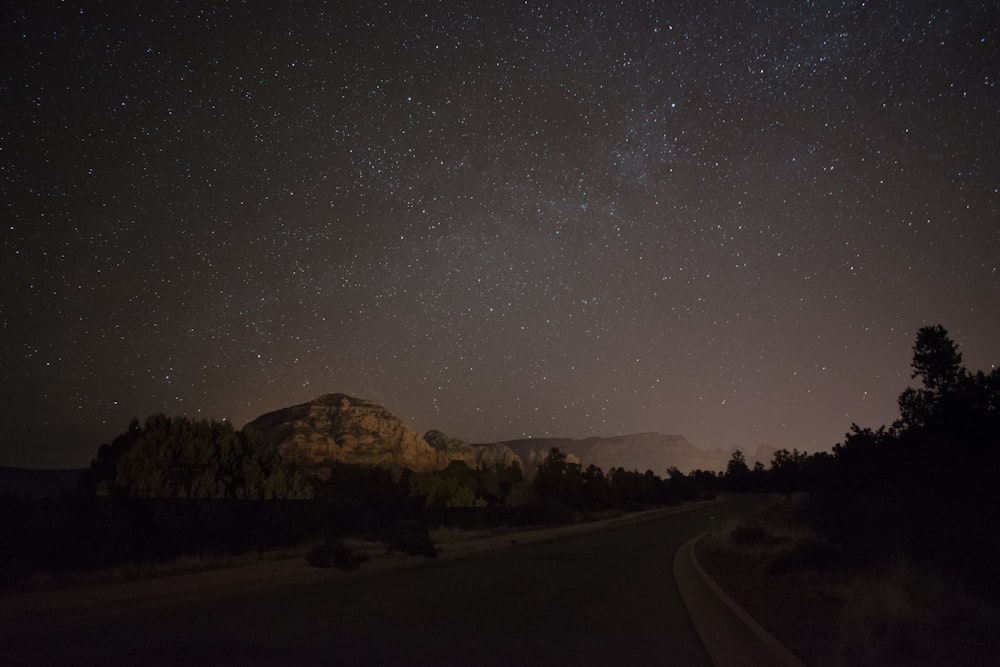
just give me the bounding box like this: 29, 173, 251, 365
726, 449, 750, 478
580, 464, 613, 509
770, 448, 809, 492
898, 325, 967, 430
534, 447, 582, 508
911, 324, 963, 394
723, 449, 752, 491
411, 461, 486, 508
85, 416, 314, 499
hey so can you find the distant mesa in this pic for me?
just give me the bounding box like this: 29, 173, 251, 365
245, 393, 522, 478
496, 432, 731, 477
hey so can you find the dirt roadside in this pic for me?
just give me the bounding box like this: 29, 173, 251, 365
694, 532, 839, 665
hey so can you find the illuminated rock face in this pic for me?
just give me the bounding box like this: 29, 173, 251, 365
247, 393, 438, 473
246, 394, 522, 475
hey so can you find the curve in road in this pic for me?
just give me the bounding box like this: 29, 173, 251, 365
2, 495, 773, 666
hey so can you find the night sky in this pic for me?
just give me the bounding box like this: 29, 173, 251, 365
3, 1, 998, 468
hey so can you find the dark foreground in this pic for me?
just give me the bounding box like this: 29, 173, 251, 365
2, 495, 770, 666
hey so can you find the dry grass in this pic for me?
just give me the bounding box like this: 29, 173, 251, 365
833, 558, 1000, 667
704, 496, 840, 575
698, 496, 1000, 667
339, 536, 389, 557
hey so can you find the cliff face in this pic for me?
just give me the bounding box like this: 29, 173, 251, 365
497, 432, 724, 476
246, 394, 521, 475
246, 394, 439, 473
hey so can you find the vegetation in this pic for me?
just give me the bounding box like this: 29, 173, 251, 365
384, 520, 438, 558
814, 326, 1000, 599
306, 538, 370, 571
531, 446, 712, 511
409, 460, 523, 509
701, 324, 1000, 665
81, 415, 314, 500
727, 326, 998, 587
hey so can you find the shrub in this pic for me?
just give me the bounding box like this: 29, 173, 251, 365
306, 538, 368, 571
764, 536, 843, 575
384, 520, 437, 557
835, 559, 1000, 666
729, 523, 781, 548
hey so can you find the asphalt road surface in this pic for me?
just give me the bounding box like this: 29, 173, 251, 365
3, 495, 771, 666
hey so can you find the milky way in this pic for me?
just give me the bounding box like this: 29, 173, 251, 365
3, 1, 999, 467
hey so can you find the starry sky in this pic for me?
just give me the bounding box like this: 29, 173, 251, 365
2, 1, 999, 468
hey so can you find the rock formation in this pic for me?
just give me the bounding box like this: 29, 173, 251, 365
246, 394, 438, 473
423, 429, 471, 465
246, 394, 522, 476
424, 430, 523, 470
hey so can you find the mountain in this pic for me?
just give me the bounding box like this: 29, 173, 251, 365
245, 393, 522, 477
496, 433, 729, 476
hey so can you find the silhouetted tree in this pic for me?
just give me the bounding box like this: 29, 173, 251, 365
688, 469, 719, 496
580, 464, 613, 509
665, 466, 698, 501
911, 324, 963, 394
726, 449, 749, 477
769, 448, 809, 492
898, 325, 966, 430
534, 447, 583, 508
723, 449, 751, 490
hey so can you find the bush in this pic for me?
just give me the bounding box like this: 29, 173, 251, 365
306, 538, 368, 571
764, 536, 843, 575
384, 520, 437, 558
730, 523, 781, 548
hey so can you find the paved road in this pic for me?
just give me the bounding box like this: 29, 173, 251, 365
3, 495, 770, 666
